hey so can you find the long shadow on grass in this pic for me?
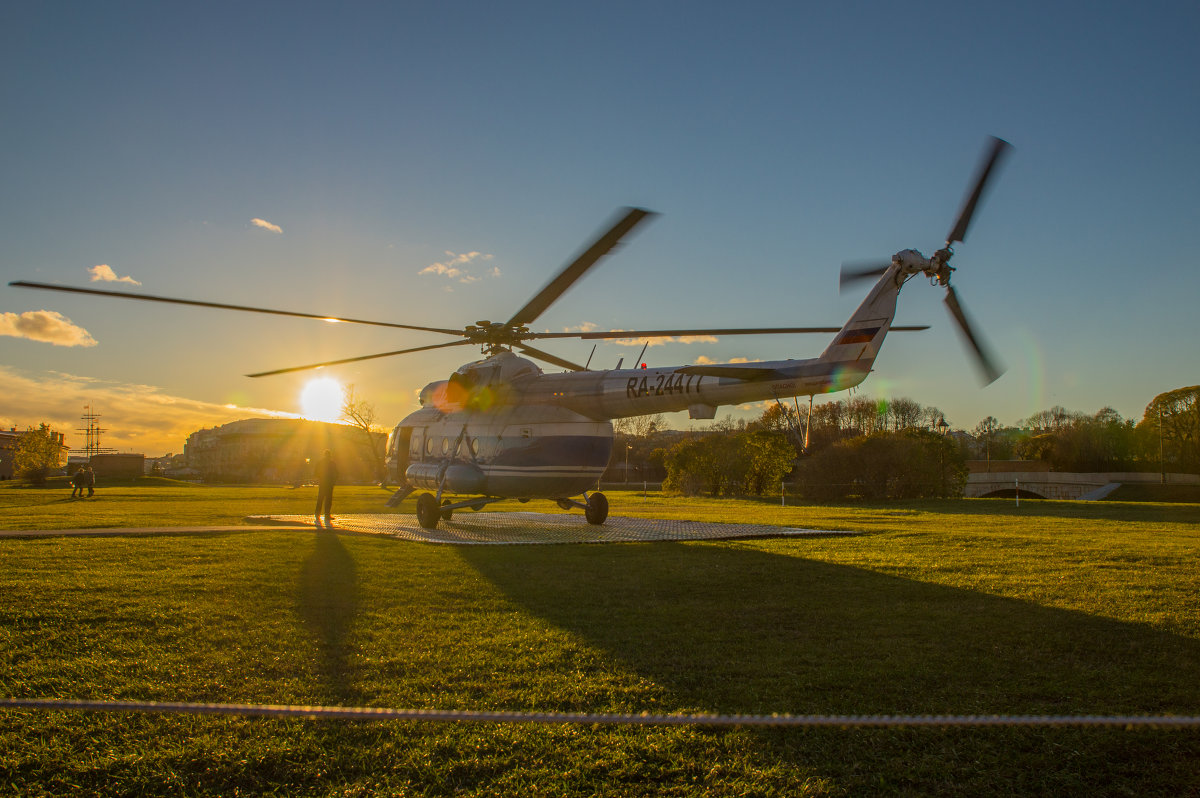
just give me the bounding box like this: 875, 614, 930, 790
296, 530, 360, 702
459, 542, 1200, 716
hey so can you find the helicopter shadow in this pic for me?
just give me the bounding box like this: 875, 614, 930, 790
296, 530, 361, 703
458, 542, 1200, 717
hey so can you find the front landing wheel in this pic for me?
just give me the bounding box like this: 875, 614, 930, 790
416, 493, 440, 529
585, 492, 609, 525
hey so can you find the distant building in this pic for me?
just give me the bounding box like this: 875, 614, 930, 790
0, 429, 18, 480
184, 418, 384, 484
89, 453, 146, 480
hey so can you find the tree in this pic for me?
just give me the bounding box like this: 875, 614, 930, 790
973, 415, 1001, 469
796, 429, 966, 501
845, 396, 885, 436
661, 429, 795, 497
607, 414, 669, 483
662, 435, 734, 496
1016, 406, 1139, 472
887, 397, 924, 431
340, 384, 386, 482
749, 403, 806, 452
613, 413, 665, 438
14, 424, 67, 486
808, 400, 848, 451
752, 402, 799, 432
921, 405, 948, 432
1137, 386, 1199, 473
1022, 406, 1078, 433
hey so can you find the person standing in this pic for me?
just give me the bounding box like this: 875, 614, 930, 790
85, 465, 95, 498
314, 449, 338, 528
71, 467, 85, 498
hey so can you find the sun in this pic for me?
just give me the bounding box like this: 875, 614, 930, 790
300, 376, 344, 423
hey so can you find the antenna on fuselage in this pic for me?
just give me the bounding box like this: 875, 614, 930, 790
635, 342, 649, 369
584, 344, 596, 370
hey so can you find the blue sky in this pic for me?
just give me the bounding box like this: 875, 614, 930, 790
3, 1, 1198, 455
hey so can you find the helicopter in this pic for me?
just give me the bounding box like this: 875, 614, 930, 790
11, 137, 1011, 529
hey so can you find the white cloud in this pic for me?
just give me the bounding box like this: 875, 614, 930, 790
692, 355, 757, 365
0, 311, 97, 347
611, 334, 719, 347
88, 264, 141, 285
0, 366, 294, 456
420, 251, 496, 284
251, 218, 283, 234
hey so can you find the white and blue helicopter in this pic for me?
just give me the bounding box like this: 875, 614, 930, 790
12, 138, 1010, 528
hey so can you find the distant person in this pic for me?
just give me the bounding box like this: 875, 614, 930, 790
314, 449, 338, 528
85, 465, 95, 497
71, 467, 86, 498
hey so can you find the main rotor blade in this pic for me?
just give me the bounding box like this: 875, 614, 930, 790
524, 324, 929, 340
946, 136, 1012, 246
943, 286, 1003, 385
8, 281, 463, 336
514, 343, 588, 372
505, 207, 657, 328
839, 261, 891, 292
246, 340, 473, 378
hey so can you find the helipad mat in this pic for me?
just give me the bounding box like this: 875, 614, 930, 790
248, 512, 855, 545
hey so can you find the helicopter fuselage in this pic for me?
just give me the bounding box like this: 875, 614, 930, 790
388, 355, 872, 498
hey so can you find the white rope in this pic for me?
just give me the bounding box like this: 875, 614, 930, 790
4, 698, 1199, 728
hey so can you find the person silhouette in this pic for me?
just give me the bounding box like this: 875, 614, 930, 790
314, 449, 338, 528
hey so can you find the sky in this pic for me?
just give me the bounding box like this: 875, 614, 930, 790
2, 1, 1198, 456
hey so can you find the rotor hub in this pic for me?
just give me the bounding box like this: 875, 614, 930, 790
464, 321, 534, 354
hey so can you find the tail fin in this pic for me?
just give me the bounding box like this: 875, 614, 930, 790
818, 266, 902, 389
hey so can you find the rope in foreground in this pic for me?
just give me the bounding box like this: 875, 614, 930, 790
4, 699, 1199, 728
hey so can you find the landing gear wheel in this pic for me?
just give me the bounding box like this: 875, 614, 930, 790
585, 492, 609, 525
440, 498, 454, 521
416, 493, 440, 529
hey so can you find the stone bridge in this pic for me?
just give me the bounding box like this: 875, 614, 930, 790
966, 470, 1200, 500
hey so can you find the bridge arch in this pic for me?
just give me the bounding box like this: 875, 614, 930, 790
978, 487, 1046, 499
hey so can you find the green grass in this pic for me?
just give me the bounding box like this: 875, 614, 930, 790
0, 480, 404, 530
2, 485, 1200, 795
1107, 482, 1200, 503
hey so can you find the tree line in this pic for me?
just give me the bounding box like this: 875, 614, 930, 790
8, 384, 1196, 496
611, 385, 1199, 500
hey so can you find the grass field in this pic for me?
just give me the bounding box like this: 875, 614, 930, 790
2, 482, 1199, 795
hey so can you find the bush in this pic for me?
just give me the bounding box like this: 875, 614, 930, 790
795, 429, 966, 500
663, 431, 796, 497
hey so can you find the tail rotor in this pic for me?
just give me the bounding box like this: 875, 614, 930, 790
840, 137, 1012, 384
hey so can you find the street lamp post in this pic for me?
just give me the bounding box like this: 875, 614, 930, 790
937, 417, 949, 496
625, 444, 632, 485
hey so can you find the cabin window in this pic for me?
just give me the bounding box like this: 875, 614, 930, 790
424, 437, 434, 456
441, 437, 450, 455
470, 437, 480, 456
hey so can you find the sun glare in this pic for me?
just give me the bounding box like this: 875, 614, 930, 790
300, 376, 344, 423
